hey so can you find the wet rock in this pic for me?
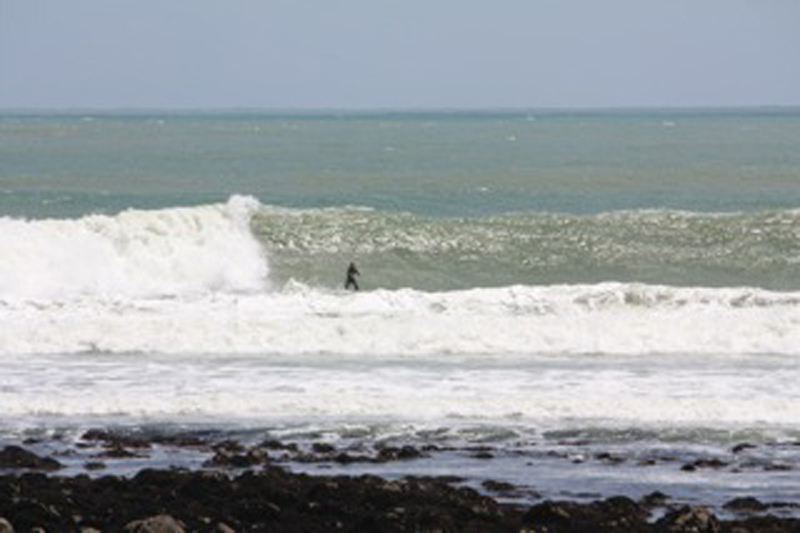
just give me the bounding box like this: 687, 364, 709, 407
203, 446, 270, 468
80, 428, 114, 441
769, 501, 800, 510
376, 445, 423, 462
731, 442, 757, 454
122, 514, 185, 533
1, 454, 799, 532
595, 452, 626, 465
2, 499, 63, 532
213, 440, 245, 454
149, 434, 208, 448
723, 496, 768, 512
641, 491, 671, 507
259, 439, 298, 452
472, 450, 495, 459
96, 445, 145, 459
726, 515, 800, 532
84, 461, 107, 471
311, 442, 336, 454
522, 497, 649, 532
0, 446, 62, 471
656, 505, 720, 533
81, 429, 152, 450
332, 452, 371, 464
681, 458, 727, 472
482, 479, 517, 493
763, 462, 792, 472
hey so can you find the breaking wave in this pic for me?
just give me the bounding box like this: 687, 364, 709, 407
0, 195, 268, 300
1, 282, 798, 357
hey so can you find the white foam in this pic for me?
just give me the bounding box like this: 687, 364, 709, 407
0, 339, 797, 430
0, 195, 268, 300
1, 282, 798, 357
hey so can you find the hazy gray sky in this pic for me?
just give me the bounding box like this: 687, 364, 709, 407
1, 0, 799, 109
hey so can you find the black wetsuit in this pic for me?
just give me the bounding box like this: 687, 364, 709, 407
345, 263, 360, 291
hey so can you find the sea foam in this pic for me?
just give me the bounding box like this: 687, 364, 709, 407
1, 282, 798, 357
0, 195, 268, 300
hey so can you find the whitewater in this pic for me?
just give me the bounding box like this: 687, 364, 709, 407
2, 196, 799, 359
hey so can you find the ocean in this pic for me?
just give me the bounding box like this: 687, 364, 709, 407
1, 109, 799, 512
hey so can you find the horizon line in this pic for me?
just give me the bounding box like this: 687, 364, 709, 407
2, 104, 800, 115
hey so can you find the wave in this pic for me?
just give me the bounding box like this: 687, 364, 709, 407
254, 205, 800, 291
1, 282, 798, 356
1, 199, 799, 357
3, 199, 799, 299
0, 195, 269, 300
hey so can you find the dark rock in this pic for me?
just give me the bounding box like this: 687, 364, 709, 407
656, 505, 720, 532
96, 445, 144, 459
0, 446, 62, 471
332, 452, 371, 464
723, 496, 768, 512
731, 442, 757, 454
259, 440, 299, 453
84, 461, 107, 471
763, 462, 793, 472
523, 497, 649, 532
769, 501, 800, 510
681, 458, 727, 472
694, 458, 727, 469
595, 452, 626, 465
3, 499, 63, 532
397, 445, 422, 460
212, 440, 245, 454
203, 446, 270, 469
641, 491, 670, 507
81, 428, 113, 441
149, 434, 208, 448
472, 451, 494, 459
725, 515, 800, 532
81, 429, 151, 450
1, 460, 799, 532
482, 480, 517, 493
122, 515, 185, 533
311, 442, 336, 454
376, 445, 424, 462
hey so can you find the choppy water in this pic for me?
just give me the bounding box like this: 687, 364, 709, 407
1, 110, 799, 510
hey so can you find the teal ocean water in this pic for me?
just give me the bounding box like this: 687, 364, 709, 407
4, 109, 800, 290
1, 109, 800, 510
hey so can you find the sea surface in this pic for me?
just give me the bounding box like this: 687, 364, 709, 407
1, 109, 800, 512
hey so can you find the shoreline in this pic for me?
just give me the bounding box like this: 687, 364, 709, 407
1, 434, 798, 532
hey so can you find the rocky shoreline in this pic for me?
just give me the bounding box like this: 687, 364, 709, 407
0, 433, 798, 532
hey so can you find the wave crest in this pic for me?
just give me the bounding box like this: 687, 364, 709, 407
0, 195, 268, 300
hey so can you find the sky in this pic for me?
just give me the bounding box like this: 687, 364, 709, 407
1, 0, 799, 109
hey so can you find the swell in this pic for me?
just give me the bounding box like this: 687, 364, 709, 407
254, 206, 800, 291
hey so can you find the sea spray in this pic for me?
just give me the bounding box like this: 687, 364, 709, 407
0, 195, 268, 300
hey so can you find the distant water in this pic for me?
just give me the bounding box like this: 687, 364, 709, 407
2, 109, 800, 510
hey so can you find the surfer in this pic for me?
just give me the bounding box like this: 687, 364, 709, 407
345, 262, 360, 291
